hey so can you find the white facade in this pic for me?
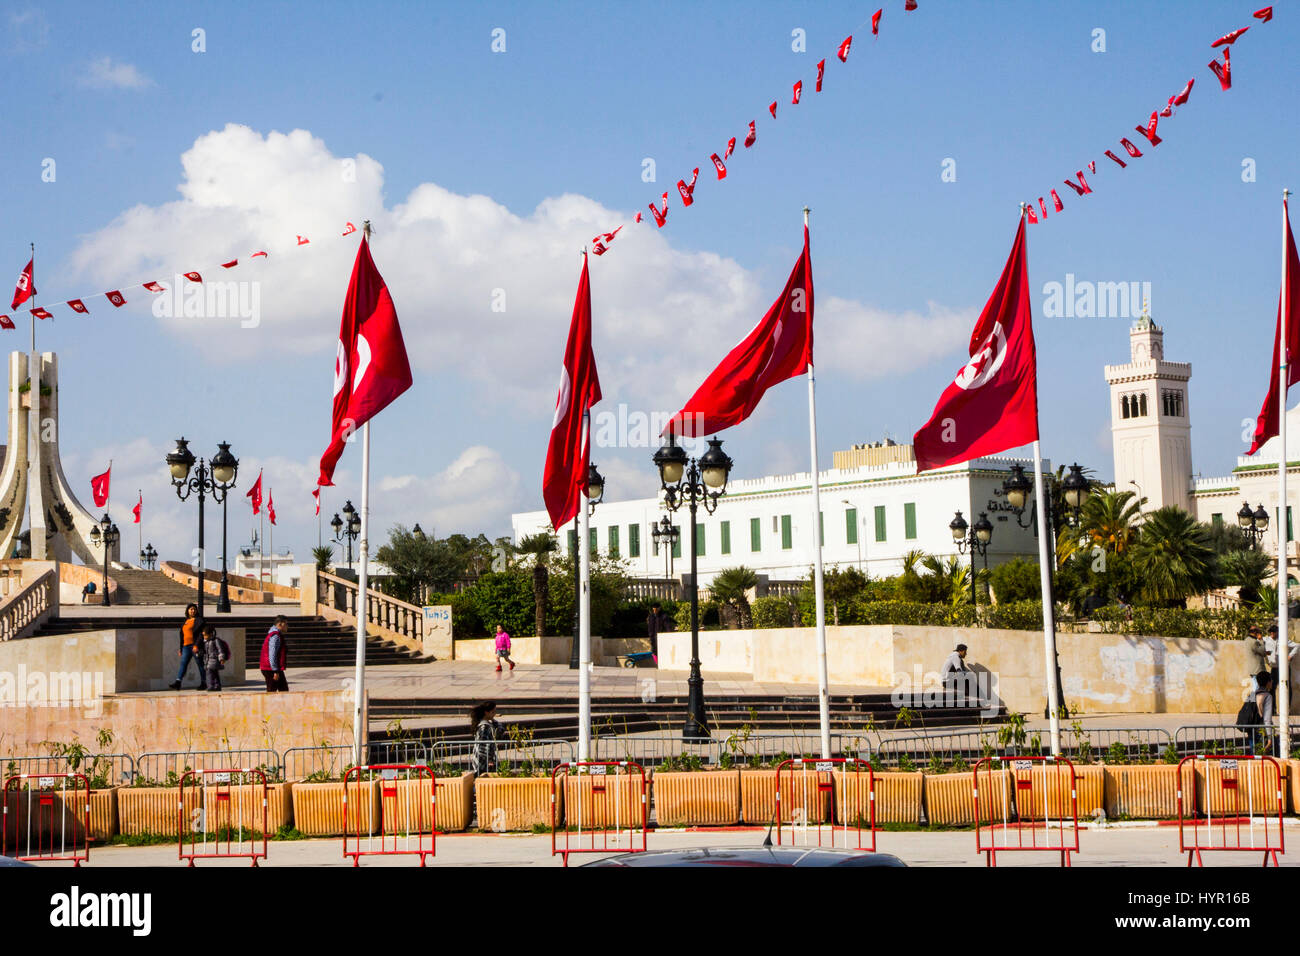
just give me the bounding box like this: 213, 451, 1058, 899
1104, 315, 1192, 512
513, 452, 1048, 585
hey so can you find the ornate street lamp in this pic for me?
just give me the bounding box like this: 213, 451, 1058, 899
167, 438, 238, 620
88, 513, 120, 606
1238, 501, 1270, 550
651, 514, 680, 579
139, 542, 158, 570
210, 441, 240, 612
570, 462, 605, 670
950, 510, 993, 606
332, 500, 362, 571
654, 434, 733, 740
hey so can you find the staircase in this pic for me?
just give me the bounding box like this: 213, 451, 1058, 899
106, 569, 205, 606
369, 693, 1004, 741
31, 613, 426, 668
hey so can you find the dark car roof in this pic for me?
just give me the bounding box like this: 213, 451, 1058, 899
580, 846, 906, 867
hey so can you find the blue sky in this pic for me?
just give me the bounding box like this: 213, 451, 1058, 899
0, 1, 1292, 565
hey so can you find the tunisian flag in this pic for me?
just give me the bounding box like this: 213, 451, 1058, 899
246, 470, 263, 515
543, 254, 602, 531
268, 491, 277, 526
132, 492, 142, 524
914, 217, 1039, 472
90, 466, 111, 508
317, 236, 413, 487
11, 259, 35, 311
1247, 199, 1300, 455
667, 226, 812, 437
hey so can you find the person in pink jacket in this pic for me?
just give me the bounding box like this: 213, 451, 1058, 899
494, 624, 515, 672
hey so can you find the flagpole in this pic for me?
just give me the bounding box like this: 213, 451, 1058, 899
137, 489, 142, 564
1279, 187, 1292, 759
351, 223, 376, 767
268, 492, 273, 590
577, 410, 593, 763
802, 207, 830, 760
1020, 204, 1063, 755
29, 243, 35, 354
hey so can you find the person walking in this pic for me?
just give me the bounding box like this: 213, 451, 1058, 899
494, 624, 515, 672
169, 603, 207, 690
201, 622, 228, 692
646, 602, 670, 660
470, 701, 502, 775
259, 616, 290, 692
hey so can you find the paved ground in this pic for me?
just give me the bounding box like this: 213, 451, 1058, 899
42, 824, 1298, 867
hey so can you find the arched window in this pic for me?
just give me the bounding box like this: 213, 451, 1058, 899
1139, 393, 1148, 417
1121, 395, 1130, 419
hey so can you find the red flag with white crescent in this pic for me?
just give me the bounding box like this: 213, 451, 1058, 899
317, 236, 413, 487
913, 217, 1039, 472
67, 299, 88, 314
837, 35, 852, 61
11, 259, 35, 311
90, 466, 111, 509
543, 255, 602, 530
246, 471, 263, 515
1247, 199, 1300, 455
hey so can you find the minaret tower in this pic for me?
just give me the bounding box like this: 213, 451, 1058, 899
1103, 303, 1193, 511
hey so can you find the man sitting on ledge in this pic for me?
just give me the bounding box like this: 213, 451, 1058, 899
940, 643, 973, 706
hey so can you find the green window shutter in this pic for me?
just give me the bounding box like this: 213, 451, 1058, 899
781, 515, 793, 550
696, 523, 706, 556
750, 517, 761, 551
568, 528, 578, 557
846, 508, 858, 545
720, 521, 731, 555
608, 525, 619, 558
1211, 513, 1223, 530
628, 524, 640, 558
672, 526, 682, 559
874, 506, 886, 542
590, 527, 598, 554
904, 502, 917, 540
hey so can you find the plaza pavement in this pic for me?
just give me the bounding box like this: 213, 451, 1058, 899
37, 823, 1300, 867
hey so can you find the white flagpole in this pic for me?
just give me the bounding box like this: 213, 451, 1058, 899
803, 207, 830, 760
578, 410, 593, 763
1279, 188, 1292, 759
353, 422, 372, 766
137, 489, 142, 564
268, 492, 273, 590
1032, 440, 1062, 755
29, 242, 35, 354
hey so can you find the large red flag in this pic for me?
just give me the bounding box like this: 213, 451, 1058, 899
132, 492, 142, 525
268, 490, 276, 526
667, 227, 812, 437
246, 470, 263, 515
1247, 199, 1300, 455
317, 236, 413, 487
543, 255, 602, 531
914, 217, 1039, 472
90, 466, 111, 509
11, 259, 35, 311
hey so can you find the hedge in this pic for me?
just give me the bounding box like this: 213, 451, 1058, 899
1090, 605, 1268, 641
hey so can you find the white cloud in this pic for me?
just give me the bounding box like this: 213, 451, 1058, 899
80, 56, 150, 90
69, 125, 969, 417
376, 445, 523, 539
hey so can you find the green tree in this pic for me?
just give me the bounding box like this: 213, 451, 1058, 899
515, 532, 558, 637
542, 550, 630, 638
1131, 506, 1220, 608
468, 569, 534, 638
312, 546, 334, 571
989, 558, 1041, 603
1218, 548, 1275, 606
822, 565, 869, 625
374, 525, 465, 602
711, 566, 759, 628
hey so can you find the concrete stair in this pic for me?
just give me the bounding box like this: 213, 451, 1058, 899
106, 568, 204, 606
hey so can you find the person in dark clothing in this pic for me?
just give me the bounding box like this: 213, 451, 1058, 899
201, 623, 228, 692
170, 603, 207, 690
470, 701, 502, 775
259, 616, 289, 692
646, 602, 670, 659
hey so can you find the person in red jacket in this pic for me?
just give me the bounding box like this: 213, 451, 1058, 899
259, 616, 289, 692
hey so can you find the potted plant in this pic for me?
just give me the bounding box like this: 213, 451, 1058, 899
923, 756, 1011, 827
1103, 743, 1190, 820
117, 769, 204, 837
290, 766, 378, 837
651, 753, 740, 827
473, 727, 563, 832
737, 752, 831, 826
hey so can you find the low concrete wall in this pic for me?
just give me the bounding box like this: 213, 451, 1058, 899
0, 626, 246, 696
57, 562, 120, 605
657, 624, 1263, 715
0, 687, 355, 757
452, 636, 651, 666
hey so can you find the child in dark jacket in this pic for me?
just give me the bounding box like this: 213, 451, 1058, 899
201, 623, 227, 691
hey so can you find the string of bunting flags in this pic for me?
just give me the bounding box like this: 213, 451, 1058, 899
2, 221, 363, 329
1024, 4, 1275, 224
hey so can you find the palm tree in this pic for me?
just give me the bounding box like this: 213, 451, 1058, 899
515, 533, 558, 637
1219, 548, 1275, 606
1078, 490, 1144, 556
711, 566, 759, 628
312, 546, 334, 571
1131, 506, 1220, 607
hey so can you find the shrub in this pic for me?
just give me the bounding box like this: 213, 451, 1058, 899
989, 558, 1042, 603
981, 600, 1043, 631
751, 596, 798, 629
673, 599, 720, 632
1090, 605, 1268, 640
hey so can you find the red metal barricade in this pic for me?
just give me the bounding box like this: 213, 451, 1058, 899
342, 764, 436, 866
178, 769, 268, 867
775, 757, 876, 851
551, 761, 647, 867
2, 772, 90, 866
1177, 755, 1284, 867
974, 756, 1079, 867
